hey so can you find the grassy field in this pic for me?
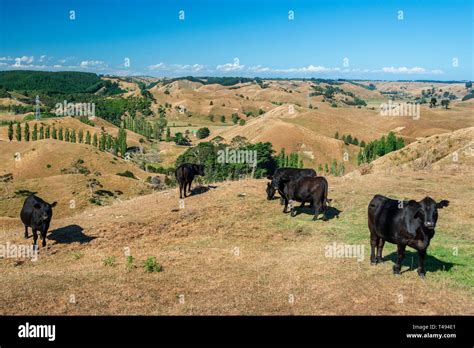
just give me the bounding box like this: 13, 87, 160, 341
0, 169, 472, 315
0, 79, 472, 315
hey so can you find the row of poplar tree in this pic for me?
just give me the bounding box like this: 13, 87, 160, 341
7, 121, 128, 157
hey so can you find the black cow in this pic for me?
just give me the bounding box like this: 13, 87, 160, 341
368, 195, 449, 278
20, 195, 57, 248
281, 176, 329, 221
266, 167, 316, 202
175, 163, 205, 199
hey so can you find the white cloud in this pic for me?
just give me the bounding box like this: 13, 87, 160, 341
380, 66, 443, 74
11, 56, 34, 66
248, 65, 271, 73
148, 62, 165, 70
39, 55, 47, 62
216, 58, 244, 72
148, 62, 205, 73
79, 60, 107, 69
277, 65, 334, 73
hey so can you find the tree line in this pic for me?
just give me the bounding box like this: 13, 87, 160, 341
7, 121, 128, 157
357, 132, 405, 164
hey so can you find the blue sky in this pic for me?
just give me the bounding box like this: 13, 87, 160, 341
0, 0, 472, 80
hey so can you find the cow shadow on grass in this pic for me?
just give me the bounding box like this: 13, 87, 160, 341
290, 206, 342, 221
383, 251, 458, 274
190, 185, 216, 196
48, 224, 95, 245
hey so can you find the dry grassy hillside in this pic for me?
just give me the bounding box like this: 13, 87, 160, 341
0, 100, 473, 315
367, 127, 474, 173
374, 81, 468, 99
0, 139, 152, 218
210, 99, 473, 170
0, 169, 472, 315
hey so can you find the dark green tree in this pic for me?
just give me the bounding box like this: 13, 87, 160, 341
196, 127, 210, 139
15, 122, 21, 141
8, 121, 13, 141
78, 129, 84, 143
24, 122, 30, 141
85, 131, 91, 145
32, 123, 38, 141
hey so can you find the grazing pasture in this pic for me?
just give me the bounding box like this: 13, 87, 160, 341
0, 168, 472, 315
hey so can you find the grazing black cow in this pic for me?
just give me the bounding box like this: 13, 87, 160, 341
266, 167, 316, 202
368, 195, 449, 278
20, 195, 57, 248
175, 163, 205, 199
281, 176, 329, 221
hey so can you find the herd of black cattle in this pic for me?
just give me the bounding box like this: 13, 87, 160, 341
19, 163, 449, 278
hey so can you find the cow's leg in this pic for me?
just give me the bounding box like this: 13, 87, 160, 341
312, 202, 321, 221
183, 182, 187, 198
290, 201, 298, 217
41, 228, 47, 248
187, 180, 192, 193
24, 225, 28, 239
417, 249, 427, 278
320, 197, 328, 221
32, 228, 38, 248
283, 197, 289, 213
178, 183, 183, 199
278, 189, 284, 205
376, 239, 385, 263
393, 244, 406, 275
370, 235, 378, 265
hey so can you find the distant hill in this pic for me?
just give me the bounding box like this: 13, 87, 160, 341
0, 71, 109, 94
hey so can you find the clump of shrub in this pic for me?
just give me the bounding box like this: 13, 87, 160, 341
143, 257, 163, 273
116, 170, 137, 179
196, 127, 210, 139
126, 255, 135, 271
103, 256, 116, 267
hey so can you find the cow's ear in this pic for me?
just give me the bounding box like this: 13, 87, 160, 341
33, 203, 41, 209
436, 200, 449, 209
266, 175, 273, 180
50, 202, 57, 208
407, 200, 418, 206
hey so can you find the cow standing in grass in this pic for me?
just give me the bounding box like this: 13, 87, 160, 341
20, 195, 57, 248
281, 176, 329, 221
368, 195, 449, 278
266, 167, 316, 204
175, 163, 205, 199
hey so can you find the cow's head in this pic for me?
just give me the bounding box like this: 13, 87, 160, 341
266, 181, 276, 200
418, 197, 449, 229
408, 197, 449, 230
193, 164, 205, 176
34, 201, 57, 221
